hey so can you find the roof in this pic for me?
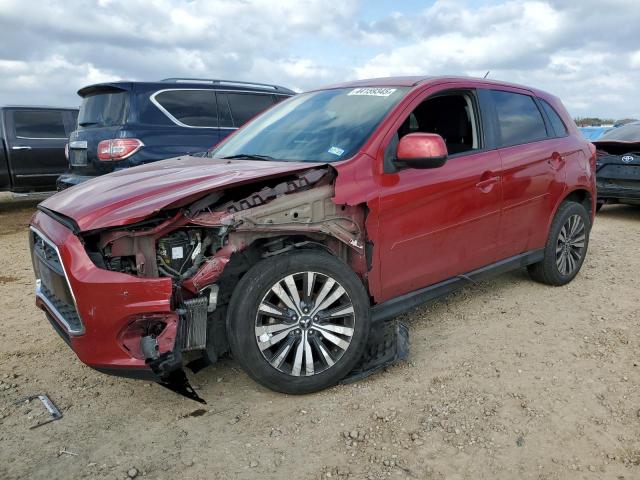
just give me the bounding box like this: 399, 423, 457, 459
316, 75, 550, 96
77, 78, 295, 97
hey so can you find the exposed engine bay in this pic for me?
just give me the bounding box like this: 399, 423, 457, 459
77, 167, 405, 401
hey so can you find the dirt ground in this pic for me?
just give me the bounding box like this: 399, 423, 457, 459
0, 194, 639, 480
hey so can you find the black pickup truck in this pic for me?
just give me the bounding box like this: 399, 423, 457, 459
0, 106, 78, 193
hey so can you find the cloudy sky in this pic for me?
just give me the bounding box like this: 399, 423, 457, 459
0, 0, 638, 119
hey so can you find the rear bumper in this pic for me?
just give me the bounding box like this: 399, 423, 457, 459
597, 181, 640, 201
596, 161, 640, 200
56, 174, 96, 191
30, 211, 176, 378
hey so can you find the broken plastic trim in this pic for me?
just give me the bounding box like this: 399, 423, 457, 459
341, 322, 409, 384
157, 369, 207, 404
146, 345, 207, 404
147, 321, 409, 402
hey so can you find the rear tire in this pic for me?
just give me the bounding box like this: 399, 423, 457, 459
528, 201, 591, 286
226, 249, 371, 394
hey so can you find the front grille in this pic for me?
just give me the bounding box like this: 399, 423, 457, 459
30, 227, 84, 336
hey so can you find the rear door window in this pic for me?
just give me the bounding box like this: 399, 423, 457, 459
13, 110, 67, 138
491, 90, 548, 146
226, 93, 274, 126
78, 92, 128, 128
153, 90, 218, 127
539, 99, 568, 137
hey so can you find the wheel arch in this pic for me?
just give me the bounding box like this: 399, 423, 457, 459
540, 188, 594, 249
550, 188, 594, 226
563, 188, 594, 217
216, 233, 365, 306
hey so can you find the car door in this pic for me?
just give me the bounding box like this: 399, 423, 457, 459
5, 109, 71, 191
376, 86, 503, 301
488, 89, 567, 257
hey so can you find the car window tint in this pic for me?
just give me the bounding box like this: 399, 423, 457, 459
226, 93, 274, 127
540, 99, 567, 137
216, 93, 234, 128
491, 90, 547, 146
78, 92, 128, 128
13, 110, 67, 138
154, 90, 217, 127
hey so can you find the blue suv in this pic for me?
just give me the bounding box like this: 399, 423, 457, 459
58, 78, 294, 190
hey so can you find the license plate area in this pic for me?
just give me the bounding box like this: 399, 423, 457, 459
69, 148, 87, 166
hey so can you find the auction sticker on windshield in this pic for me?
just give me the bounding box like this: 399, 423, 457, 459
328, 146, 345, 156
348, 87, 397, 97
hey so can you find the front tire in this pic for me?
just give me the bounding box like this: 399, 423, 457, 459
227, 249, 371, 394
528, 201, 591, 286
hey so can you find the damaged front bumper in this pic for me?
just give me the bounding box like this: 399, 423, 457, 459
30, 212, 179, 382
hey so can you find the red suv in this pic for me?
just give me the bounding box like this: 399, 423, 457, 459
30, 77, 596, 396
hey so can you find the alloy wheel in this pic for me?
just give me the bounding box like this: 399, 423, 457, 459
255, 271, 355, 377
555, 214, 586, 276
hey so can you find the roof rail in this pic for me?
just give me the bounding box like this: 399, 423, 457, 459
160, 78, 293, 93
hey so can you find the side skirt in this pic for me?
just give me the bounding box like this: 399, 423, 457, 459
371, 249, 544, 323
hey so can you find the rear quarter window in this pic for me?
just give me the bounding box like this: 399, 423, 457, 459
153, 89, 218, 127
539, 99, 568, 137
491, 90, 548, 147
13, 110, 67, 138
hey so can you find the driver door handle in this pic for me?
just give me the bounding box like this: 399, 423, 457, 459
476, 172, 500, 193
12, 145, 32, 150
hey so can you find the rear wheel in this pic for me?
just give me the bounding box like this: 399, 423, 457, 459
528, 201, 590, 286
227, 249, 371, 394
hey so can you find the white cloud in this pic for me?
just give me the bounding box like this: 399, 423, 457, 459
0, 0, 637, 118
353, 0, 640, 118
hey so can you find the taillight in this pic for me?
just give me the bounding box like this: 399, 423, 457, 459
64, 143, 69, 161
97, 139, 144, 161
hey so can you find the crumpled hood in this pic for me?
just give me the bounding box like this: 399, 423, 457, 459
41, 155, 324, 231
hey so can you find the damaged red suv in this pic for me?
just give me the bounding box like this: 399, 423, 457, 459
30, 77, 596, 397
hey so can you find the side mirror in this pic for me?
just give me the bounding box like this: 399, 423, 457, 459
395, 133, 448, 169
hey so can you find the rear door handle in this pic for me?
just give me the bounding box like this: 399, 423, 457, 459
548, 151, 565, 169
476, 173, 500, 193
12, 145, 32, 150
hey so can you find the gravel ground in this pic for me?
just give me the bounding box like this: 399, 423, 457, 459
0, 194, 639, 480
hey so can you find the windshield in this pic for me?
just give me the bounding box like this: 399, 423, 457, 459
78, 91, 128, 128
598, 123, 640, 142
211, 86, 408, 162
